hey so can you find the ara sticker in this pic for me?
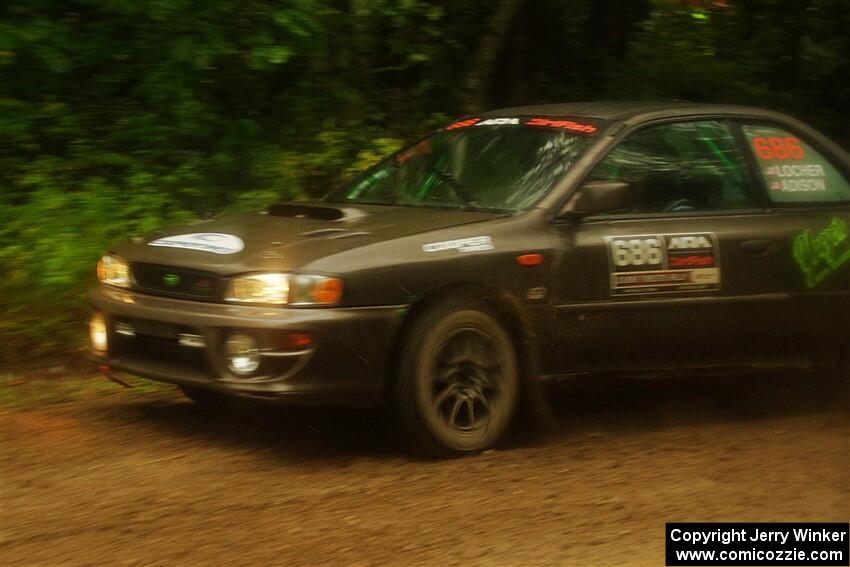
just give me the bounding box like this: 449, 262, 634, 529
475, 118, 520, 126
422, 236, 494, 254
606, 233, 720, 295
793, 217, 850, 288
148, 233, 245, 255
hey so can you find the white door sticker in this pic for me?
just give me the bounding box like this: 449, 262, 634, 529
422, 236, 494, 253
148, 233, 245, 255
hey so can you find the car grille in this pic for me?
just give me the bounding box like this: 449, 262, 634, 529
132, 263, 223, 301
111, 319, 211, 380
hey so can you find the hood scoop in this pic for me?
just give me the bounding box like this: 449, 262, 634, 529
268, 202, 368, 222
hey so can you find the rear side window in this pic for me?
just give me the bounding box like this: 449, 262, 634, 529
742, 124, 850, 204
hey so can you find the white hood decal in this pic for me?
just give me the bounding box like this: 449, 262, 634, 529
148, 233, 245, 255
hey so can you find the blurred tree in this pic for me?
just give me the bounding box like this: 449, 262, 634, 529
463, 0, 524, 112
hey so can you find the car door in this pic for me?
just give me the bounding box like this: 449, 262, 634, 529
543, 119, 795, 376
736, 121, 850, 366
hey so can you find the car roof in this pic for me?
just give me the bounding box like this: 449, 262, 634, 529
480, 101, 787, 123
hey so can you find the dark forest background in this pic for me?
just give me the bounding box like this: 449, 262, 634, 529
1, 0, 849, 355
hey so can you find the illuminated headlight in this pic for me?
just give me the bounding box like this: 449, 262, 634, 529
90, 313, 108, 354
225, 273, 342, 306
225, 333, 261, 375
96, 255, 131, 288
225, 273, 290, 304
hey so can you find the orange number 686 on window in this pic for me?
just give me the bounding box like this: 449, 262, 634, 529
752, 137, 805, 160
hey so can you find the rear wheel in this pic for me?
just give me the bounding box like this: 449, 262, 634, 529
396, 299, 520, 458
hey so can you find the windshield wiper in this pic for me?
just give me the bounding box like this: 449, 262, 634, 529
428, 166, 480, 209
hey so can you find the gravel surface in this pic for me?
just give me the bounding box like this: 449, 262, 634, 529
1, 374, 848, 566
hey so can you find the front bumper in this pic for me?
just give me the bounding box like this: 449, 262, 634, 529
89, 286, 404, 406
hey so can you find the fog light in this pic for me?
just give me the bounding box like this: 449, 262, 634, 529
225, 333, 260, 375
90, 313, 108, 354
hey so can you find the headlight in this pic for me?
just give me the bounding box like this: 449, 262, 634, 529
226, 273, 290, 304
96, 255, 131, 288
225, 273, 343, 306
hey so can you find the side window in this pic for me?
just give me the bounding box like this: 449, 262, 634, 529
588, 121, 757, 213
742, 124, 850, 204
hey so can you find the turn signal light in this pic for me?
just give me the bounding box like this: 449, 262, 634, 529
312, 278, 343, 305
516, 253, 543, 267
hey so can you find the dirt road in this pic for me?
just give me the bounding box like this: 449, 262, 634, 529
1, 374, 848, 566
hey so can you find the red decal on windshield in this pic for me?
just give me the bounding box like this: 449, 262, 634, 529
396, 140, 432, 163
445, 118, 481, 130
526, 117, 598, 134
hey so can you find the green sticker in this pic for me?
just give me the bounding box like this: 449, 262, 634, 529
793, 217, 850, 288
163, 273, 181, 287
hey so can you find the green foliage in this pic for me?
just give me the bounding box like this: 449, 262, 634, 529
0, 0, 847, 356
607, 0, 850, 143
0, 0, 431, 355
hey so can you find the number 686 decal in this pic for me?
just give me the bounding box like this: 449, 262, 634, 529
609, 237, 664, 267
606, 233, 721, 295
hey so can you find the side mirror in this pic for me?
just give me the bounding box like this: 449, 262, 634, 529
558, 180, 632, 218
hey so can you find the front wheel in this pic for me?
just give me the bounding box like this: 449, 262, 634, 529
396, 299, 520, 458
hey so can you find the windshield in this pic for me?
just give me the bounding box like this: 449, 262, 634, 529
325, 117, 600, 212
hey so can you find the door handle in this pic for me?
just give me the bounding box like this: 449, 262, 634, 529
741, 240, 776, 258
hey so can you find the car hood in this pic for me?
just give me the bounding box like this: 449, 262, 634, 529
112, 202, 503, 274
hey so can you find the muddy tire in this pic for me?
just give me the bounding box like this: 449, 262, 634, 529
395, 298, 520, 458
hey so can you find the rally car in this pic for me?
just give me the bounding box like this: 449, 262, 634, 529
89, 102, 850, 457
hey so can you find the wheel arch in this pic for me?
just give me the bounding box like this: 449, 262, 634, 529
385, 282, 540, 400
